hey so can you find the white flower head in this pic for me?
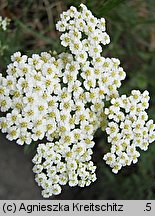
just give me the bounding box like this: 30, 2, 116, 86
0, 4, 154, 199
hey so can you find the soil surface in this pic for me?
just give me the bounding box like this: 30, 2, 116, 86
0, 132, 43, 199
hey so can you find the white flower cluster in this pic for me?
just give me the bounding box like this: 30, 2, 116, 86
0, 4, 126, 198
56, 4, 110, 56
0, 4, 154, 198
104, 90, 155, 174
0, 16, 10, 31
56, 4, 126, 100
33, 142, 96, 197
0, 49, 115, 145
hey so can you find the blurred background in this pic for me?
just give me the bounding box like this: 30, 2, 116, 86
0, 0, 155, 199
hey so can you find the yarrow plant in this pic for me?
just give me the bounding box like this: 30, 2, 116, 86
104, 90, 155, 173
0, 4, 155, 198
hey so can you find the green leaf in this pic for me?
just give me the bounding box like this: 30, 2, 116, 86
98, 0, 127, 15
24, 142, 37, 155
14, 18, 53, 44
